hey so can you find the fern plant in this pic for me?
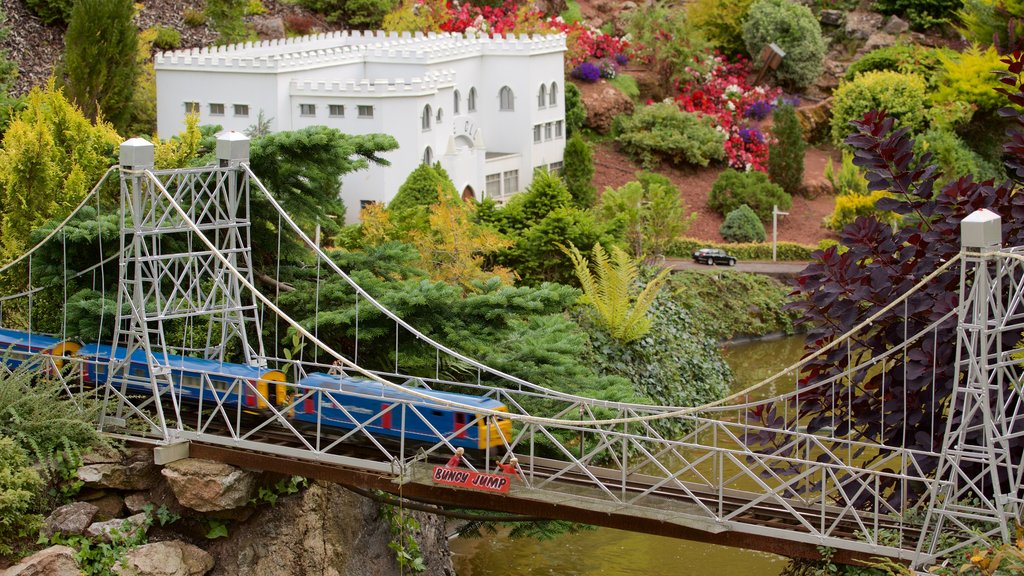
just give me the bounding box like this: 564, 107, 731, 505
561, 243, 669, 343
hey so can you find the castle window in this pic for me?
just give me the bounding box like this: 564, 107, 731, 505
468, 87, 477, 112
422, 104, 432, 130
485, 173, 501, 197
300, 103, 316, 117
436, 108, 443, 123
537, 84, 547, 109
423, 146, 433, 165
454, 90, 461, 114
209, 103, 225, 116
549, 161, 563, 174
544, 122, 552, 141
358, 105, 374, 118
499, 86, 514, 111
329, 104, 345, 117
503, 170, 518, 193
555, 120, 563, 138
233, 104, 249, 116
533, 125, 542, 143
550, 82, 557, 106
185, 101, 200, 114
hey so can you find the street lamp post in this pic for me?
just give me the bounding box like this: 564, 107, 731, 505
772, 204, 789, 262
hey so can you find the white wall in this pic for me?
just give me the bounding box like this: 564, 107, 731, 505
154, 33, 566, 223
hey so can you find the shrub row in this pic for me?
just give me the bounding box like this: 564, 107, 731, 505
664, 237, 818, 261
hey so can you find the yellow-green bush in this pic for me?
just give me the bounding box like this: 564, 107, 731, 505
824, 190, 897, 231
824, 150, 868, 196
688, 0, 754, 56
932, 45, 1005, 116
831, 71, 928, 146
665, 237, 816, 260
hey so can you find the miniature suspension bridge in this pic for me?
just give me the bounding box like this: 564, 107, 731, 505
0, 134, 1020, 570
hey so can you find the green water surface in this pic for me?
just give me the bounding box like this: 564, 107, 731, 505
451, 335, 808, 576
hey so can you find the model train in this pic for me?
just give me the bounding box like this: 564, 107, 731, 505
0, 328, 512, 450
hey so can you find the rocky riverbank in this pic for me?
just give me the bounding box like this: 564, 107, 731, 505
2, 445, 453, 576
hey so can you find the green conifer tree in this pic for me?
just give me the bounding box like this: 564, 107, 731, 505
563, 135, 596, 209
59, 0, 139, 134
767, 103, 806, 196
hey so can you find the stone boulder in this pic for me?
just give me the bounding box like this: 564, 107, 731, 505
1, 545, 80, 576
88, 492, 126, 521
819, 9, 845, 26
78, 447, 161, 491
87, 513, 149, 542
581, 83, 635, 134
845, 11, 885, 39
252, 16, 286, 40
883, 15, 909, 35
41, 501, 98, 538
205, 481, 453, 576
114, 541, 214, 576
796, 98, 832, 144
861, 31, 898, 53
161, 459, 257, 512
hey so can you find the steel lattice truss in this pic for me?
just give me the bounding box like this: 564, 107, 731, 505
0, 135, 1020, 570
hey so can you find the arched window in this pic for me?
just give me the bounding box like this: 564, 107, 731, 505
468, 87, 477, 112
537, 84, 547, 108
436, 107, 443, 123
453, 90, 461, 114
499, 86, 514, 111
549, 81, 557, 106
423, 146, 433, 165
421, 104, 432, 130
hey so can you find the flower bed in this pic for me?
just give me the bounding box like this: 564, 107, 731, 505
671, 52, 783, 173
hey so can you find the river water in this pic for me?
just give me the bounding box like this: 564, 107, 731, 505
451, 335, 808, 576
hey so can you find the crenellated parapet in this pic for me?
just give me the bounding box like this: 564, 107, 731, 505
290, 70, 457, 98
154, 30, 566, 72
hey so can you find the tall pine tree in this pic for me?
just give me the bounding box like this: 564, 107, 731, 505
60, 0, 139, 134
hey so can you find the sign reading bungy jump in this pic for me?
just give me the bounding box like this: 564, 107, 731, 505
431, 466, 512, 493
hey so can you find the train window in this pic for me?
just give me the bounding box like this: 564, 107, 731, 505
131, 367, 147, 378
180, 374, 201, 389
454, 413, 468, 438
432, 411, 443, 417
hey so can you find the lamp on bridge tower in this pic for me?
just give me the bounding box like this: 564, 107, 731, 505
119, 137, 154, 171
217, 131, 250, 167
960, 208, 1001, 250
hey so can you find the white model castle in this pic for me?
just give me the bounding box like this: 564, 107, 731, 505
155, 30, 567, 222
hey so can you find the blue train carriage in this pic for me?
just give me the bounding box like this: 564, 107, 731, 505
296, 373, 513, 450
76, 344, 287, 409
0, 328, 81, 370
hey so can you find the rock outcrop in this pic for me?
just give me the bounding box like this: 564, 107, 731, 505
581, 83, 635, 134
78, 446, 161, 491
87, 513, 150, 542
204, 481, 454, 576
114, 541, 214, 576
1, 545, 80, 576
41, 501, 99, 538
161, 459, 257, 512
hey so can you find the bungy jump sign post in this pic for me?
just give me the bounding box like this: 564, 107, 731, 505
431, 449, 519, 494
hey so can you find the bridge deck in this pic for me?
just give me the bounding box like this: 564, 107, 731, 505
185, 441, 911, 566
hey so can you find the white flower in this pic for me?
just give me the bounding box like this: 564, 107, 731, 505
726, 101, 735, 111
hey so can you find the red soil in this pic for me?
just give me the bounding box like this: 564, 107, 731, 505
590, 141, 841, 246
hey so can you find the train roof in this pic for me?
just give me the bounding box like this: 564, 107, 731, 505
0, 328, 66, 351
299, 373, 505, 410
76, 343, 278, 379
